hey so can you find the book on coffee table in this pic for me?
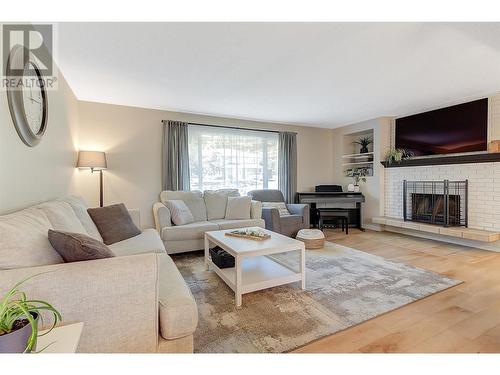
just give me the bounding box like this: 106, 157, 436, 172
224, 227, 271, 241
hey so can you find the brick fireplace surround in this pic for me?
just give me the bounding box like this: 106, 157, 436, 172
384, 162, 500, 233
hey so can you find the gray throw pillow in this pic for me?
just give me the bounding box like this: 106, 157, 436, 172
87, 203, 141, 245
225, 196, 252, 220
164, 200, 195, 226
48, 229, 114, 263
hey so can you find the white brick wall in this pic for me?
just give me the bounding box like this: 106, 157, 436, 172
384, 162, 500, 231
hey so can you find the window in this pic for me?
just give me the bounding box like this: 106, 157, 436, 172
188, 125, 279, 195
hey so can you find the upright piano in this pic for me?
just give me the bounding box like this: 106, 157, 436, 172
296, 185, 365, 229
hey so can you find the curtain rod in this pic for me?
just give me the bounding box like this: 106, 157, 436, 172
161, 120, 297, 135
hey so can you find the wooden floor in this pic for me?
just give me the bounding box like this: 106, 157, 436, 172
293, 229, 500, 353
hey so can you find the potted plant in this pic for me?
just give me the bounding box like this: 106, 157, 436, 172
0, 276, 62, 353
384, 148, 414, 165
345, 168, 368, 192
353, 136, 373, 154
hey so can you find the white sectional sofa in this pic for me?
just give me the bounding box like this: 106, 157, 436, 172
0, 196, 198, 353
153, 189, 265, 254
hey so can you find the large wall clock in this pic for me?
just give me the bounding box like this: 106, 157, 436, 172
5, 45, 48, 147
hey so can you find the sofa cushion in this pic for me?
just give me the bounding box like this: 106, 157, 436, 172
183, 198, 208, 222
0, 207, 63, 269
157, 254, 198, 339
88, 204, 141, 245
164, 200, 194, 226
61, 196, 103, 241
109, 228, 165, 257
161, 221, 218, 241
160, 190, 207, 222
160, 190, 202, 202
48, 229, 114, 263
212, 218, 266, 230
204, 189, 240, 220
38, 201, 88, 234
250, 200, 263, 219
225, 196, 251, 220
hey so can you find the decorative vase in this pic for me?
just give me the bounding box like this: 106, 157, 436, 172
354, 185, 360, 192
360, 146, 369, 154
0, 312, 38, 353
347, 183, 355, 192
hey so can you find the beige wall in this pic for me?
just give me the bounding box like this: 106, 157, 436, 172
76, 101, 335, 228
331, 117, 392, 228
0, 71, 79, 214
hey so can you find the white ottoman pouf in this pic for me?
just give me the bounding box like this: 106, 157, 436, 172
296, 229, 325, 250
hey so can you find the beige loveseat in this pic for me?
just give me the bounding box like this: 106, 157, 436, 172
0, 196, 198, 353
153, 189, 265, 254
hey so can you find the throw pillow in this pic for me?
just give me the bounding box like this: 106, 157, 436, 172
225, 196, 252, 220
160, 190, 207, 221
262, 202, 291, 216
164, 200, 195, 225
48, 229, 114, 263
87, 203, 141, 245
204, 189, 240, 220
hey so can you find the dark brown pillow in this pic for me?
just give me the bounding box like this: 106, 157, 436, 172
87, 203, 141, 245
48, 229, 114, 262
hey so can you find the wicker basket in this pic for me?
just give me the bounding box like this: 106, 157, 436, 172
296, 229, 325, 250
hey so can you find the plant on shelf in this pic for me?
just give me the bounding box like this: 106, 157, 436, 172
345, 167, 368, 192
383, 148, 414, 165
353, 136, 373, 154
0, 275, 62, 353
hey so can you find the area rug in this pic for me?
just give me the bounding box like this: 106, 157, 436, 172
173, 242, 461, 353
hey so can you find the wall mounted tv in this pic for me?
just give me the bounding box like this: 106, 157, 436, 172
395, 98, 488, 156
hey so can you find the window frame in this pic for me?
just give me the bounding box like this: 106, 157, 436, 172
187, 124, 279, 194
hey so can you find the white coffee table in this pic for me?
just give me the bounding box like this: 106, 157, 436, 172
204, 228, 305, 307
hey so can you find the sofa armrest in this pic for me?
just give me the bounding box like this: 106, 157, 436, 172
287, 203, 310, 226
128, 208, 141, 229
0, 254, 160, 353
153, 202, 172, 232
250, 200, 262, 219
261, 208, 281, 232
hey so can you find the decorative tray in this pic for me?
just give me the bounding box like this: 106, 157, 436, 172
225, 228, 271, 241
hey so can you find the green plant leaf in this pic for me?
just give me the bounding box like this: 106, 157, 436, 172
0, 273, 61, 353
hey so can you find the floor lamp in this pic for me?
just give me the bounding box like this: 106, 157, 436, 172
76, 150, 108, 207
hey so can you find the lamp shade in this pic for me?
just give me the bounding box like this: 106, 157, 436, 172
76, 151, 107, 170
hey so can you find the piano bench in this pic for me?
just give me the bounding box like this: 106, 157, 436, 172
318, 209, 349, 234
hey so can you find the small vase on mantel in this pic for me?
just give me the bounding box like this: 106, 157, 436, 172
354, 185, 360, 192
347, 183, 355, 192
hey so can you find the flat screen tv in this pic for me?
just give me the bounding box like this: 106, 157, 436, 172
395, 98, 488, 156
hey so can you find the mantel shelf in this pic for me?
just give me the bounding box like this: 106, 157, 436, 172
381, 152, 500, 168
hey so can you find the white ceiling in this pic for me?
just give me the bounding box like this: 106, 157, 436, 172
57, 22, 500, 128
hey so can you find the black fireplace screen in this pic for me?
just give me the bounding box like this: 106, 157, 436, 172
403, 180, 468, 227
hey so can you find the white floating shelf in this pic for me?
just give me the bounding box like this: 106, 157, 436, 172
342, 152, 374, 158
342, 161, 374, 166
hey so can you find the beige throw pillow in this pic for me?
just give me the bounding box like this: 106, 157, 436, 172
164, 200, 195, 226
204, 189, 240, 220
262, 202, 291, 216
225, 196, 252, 220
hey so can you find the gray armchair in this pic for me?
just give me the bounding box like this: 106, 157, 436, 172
247, 189, 309, 237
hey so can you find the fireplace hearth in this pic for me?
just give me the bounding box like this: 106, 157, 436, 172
403, 180, 468, 227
